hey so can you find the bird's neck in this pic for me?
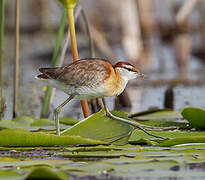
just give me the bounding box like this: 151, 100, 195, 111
104, 68, 128, 97
114, 69, 128, 95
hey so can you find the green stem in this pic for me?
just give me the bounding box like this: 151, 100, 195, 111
40, 8, 67, 118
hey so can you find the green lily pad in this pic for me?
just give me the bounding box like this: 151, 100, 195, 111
30, 119, 55, 127
59, 117, 79, 125
0, 129, 107, 147
129, 129, 205, 146
159, 136, 205, 147
181, 107, 205, 130
30, 119, 62, 131
0, 117, 74, 131
137, 120, 188, 128
0, 116, 34, 130
12, 116, 34, 124
26, 166, 67, 180
130, 109, 182, 121
62, 110, 135, 145
0, 169, 20, 178
0, 120, 25, 129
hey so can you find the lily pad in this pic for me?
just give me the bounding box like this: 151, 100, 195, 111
181, 107, 205, 130
29, 118, 70, 131
0, 116, 75, 131
129, 129, 205, 146
0, 116, 34, 130
137, 120, 188, 129
129, 109, 182, 121
0, 129, 107, 147
12, 116, 34, 124
30, 118, 55, 127
59, 117, 79, 125
0, 120, 25, 130
0, 169, 20, 178
26, 167, 67, 180
159, 136, 205, 147
62, 110, 135, 145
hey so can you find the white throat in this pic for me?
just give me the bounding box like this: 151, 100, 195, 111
116, 67, 138, 81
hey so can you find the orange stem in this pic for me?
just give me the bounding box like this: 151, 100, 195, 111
67, 8, 90, 117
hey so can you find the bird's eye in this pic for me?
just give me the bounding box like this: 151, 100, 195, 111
124, 67, 133, 72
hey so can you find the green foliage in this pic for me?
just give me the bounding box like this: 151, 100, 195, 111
181, 107, 205, 130
62, 110, 135, 145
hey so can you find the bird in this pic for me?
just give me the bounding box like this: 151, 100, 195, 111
37, 58, 146, 136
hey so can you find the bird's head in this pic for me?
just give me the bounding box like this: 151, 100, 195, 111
114, 62, 146, 80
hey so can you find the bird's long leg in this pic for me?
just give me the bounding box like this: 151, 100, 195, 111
102, 98, 168, 140
55, 94, 75, 136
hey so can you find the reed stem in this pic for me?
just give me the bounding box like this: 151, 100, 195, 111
40, 8, 67, 118
0, 0, 5, 118
67, 7, 90, 117
13, 0, 20, 118
0, 0, 4, 86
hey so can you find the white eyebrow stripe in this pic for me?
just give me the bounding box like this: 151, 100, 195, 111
122, 64, 133, 69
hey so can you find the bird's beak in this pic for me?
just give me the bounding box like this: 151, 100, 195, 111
137, 73, 148, 79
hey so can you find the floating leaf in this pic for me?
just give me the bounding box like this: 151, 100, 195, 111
181, 107, 205, 130
0, 120, 25, 129
130, 109, 182, 121
59, 117, 79, 125
137, 120, 187, 128
0, 144, 205, 179
159, 137, 205, 147
0, 169, 20, 178
29, 118, 71, 131
0, 116, 34, 130
0, 117, 74, 131
129, 129, 205, 146
0, 129, 107, 147
30, 119, 55, 127
62, 110, 134, 145
12, 116, 34, 125
26, 167, 67, 180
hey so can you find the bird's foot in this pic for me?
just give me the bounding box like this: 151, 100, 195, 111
105, 111, 176, 140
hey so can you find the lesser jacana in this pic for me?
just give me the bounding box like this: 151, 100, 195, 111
37, 58, 145, 135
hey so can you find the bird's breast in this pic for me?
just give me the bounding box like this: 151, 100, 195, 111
104, 69, 128, 97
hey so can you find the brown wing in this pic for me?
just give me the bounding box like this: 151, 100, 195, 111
39, 58, 113, 88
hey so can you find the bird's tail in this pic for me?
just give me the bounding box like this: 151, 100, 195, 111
38, 67, 65, 80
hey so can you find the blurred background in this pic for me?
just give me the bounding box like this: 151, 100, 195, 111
2, 0, 205, 120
